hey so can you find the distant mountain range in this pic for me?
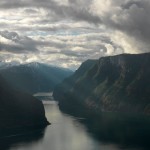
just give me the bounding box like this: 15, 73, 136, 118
0, 62, 73, 94
0, 75, 49, 137
54, 53, 150, 115
0, 61, 19, 70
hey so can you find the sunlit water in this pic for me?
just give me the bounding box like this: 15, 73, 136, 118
0, 98, 148, 150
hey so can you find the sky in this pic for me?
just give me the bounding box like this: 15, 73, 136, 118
0, 0, 150, 69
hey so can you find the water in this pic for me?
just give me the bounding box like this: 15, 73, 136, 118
33, 92, 54, 101
0, 101, 149, 150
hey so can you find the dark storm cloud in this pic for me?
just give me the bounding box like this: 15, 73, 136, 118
121, 0, 143, 10
1, 0, 150, 48
0, 31, 38, 53
101, 0, 150, 52
117, 0, 150, 40
0, 0, 101, 24
0, 43, 25, 53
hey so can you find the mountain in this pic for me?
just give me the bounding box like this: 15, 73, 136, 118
0, 75, 49, 137
53, 53, 150, 148
0, 62, 73, 94
53, 53, 150, 115
0, 62, 19, 70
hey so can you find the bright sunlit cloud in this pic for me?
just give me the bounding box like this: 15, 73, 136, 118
0, 0, 150, 69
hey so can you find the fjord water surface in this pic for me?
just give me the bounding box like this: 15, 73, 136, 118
0, 100, 148, 150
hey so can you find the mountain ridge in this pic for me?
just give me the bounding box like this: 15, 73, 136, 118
53, 53, 150, 114
0, 62, 73, 94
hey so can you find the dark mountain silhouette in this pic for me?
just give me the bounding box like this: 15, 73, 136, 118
54, 53, 150, 148
53, 53, 150, 114
0, 62, 73, 94
0, 75, 49, 137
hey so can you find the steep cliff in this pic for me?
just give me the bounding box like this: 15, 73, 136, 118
0, 76, 49, 137
53, 53, 150, 115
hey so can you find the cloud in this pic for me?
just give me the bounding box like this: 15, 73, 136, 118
91, 0, 150, 53
0, 0, 150, 69
0, 30, 123, 69
0, 0, 101, 24
0, 31, 38, 53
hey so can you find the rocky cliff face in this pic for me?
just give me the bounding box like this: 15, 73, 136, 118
0, 76, 49, 137
53, 53, 150, 115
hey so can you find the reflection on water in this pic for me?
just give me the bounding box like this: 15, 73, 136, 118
0, 129, 45, 150
0, 101, 149, 150
80, 112, 150, 149
41, 101, 102, 150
